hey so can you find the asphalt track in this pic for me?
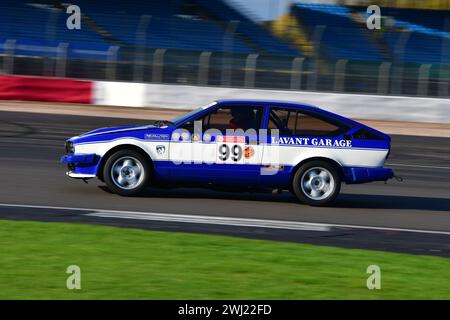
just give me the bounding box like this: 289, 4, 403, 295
1, 111, 449, 257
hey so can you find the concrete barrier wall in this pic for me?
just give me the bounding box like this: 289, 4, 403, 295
0, 76, 448, 123
93, 81, 450, 124
95, 81, 146, 107
0, 75, 92, 104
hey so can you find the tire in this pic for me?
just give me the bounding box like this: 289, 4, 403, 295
291, 160, 341, 206
103, 149, 150, 196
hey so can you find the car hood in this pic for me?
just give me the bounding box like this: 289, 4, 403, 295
69, 123, 173, 144
78, 125, 156, 137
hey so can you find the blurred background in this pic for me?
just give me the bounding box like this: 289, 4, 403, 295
0, 0, 449, 97
0, 1, 450, 301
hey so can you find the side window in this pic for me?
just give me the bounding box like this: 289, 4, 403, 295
269, 108, 343, 136
296, 113, 341, 136
269, 109, 297, 135
202, 106, 263, 134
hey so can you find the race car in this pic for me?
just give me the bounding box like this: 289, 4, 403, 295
61, 100, 394, 206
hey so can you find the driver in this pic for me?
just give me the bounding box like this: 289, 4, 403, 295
229, 108, 256, 130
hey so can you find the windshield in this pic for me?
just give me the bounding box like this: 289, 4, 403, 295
170, 102, 217, 125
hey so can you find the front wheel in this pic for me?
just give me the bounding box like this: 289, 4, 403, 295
103, 149, 150, 196
291, 160, 341, 206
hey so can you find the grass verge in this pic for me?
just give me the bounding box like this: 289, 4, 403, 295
0, 219, 449, 299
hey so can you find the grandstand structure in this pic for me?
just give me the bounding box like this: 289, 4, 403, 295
0, 0, 448, 97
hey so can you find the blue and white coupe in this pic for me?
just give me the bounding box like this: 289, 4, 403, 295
61, 100, 394, 205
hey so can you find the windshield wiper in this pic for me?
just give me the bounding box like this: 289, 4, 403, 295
153, 120, 174, 127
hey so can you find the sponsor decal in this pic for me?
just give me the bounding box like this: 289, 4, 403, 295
144, 133, 170, 140
271, 136, 352, 148
244, 146, 255, 159
216, 136, 245, 143
156, 145, 166, 155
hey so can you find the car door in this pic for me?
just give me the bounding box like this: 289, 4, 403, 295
260, 106, 301, 186
168, 103, 265, 185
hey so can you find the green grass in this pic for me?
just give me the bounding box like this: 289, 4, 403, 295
0, 219, 449, 299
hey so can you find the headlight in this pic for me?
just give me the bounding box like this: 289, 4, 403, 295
65, 141, 74, 154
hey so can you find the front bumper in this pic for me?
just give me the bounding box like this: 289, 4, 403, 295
343, 167, 394, 184
61, 154, 97, 166
61, 153, 100, 178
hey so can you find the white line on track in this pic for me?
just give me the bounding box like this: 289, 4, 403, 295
1, 202, 450, 235
88, 211, 329, 231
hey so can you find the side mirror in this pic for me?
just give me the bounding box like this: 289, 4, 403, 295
343, 134, 353, 141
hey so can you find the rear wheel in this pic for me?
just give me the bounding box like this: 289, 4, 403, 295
291, 160, 341, 206
103, 149, 150, 196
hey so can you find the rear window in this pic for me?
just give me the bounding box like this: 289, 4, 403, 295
269, 108, 346, 136
353, 128, 384, 140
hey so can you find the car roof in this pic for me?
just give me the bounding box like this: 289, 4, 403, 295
197, 100, 389, 139
215, 99, 320, 110
214, 99, 361, 131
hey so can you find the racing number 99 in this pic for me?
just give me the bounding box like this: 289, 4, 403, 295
219, 144, 242, 162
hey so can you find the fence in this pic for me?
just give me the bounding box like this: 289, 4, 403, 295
1, 15, 449, 99
2, 45, 449, 98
